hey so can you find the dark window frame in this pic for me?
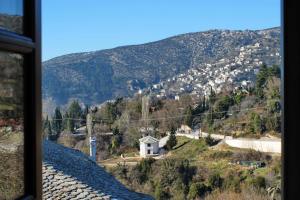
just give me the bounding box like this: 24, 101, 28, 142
0, 0, 299, 199
282, 0, 300, 199
0, 0, 42, 199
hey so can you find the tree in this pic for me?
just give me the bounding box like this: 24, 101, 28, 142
63, 111, 74, 132
51, 107, 63, 139
209, 87, 216, 104
166, 127, 177, 150
255, 64, 269, 98
69, 101, 82, 117
184, 105, 193, 127
43, 116, 52, 140
193, 96, 206, 116
110, 136, 120, 154
213, 95, 233, 119
255, 64, 280, 99
68, 100, 83, 130
112, 126, 123, 145
248, 112, 265, 134
265, 114, 281, 132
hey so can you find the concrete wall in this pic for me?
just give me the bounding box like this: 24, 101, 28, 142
176, 133, 199, 139
200, 132, 233, 140
200, 131, 281, 153
224, 138, 281, 153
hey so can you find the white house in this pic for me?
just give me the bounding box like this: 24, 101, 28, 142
139, 136, 159, 158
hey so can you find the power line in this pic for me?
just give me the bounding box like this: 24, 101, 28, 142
50, 106, 268, 123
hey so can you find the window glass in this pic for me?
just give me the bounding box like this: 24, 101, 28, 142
0, 51, 24, 199
0, 0, 23, 34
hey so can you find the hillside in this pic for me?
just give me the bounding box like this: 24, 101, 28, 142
0, 14, 23, 34
42, 27, 280, 113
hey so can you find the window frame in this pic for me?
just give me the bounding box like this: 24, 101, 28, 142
0, 0, 42, 199
0, 0, 299, 199
282, 0, 300, 199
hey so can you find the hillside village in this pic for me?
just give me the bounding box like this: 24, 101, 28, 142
140, 41, 280, 99
42, 27, 280, 113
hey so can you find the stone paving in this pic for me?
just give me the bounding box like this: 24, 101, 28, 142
43, 140, 153, 200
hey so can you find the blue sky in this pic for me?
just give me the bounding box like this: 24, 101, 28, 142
42, 0, 280, 61
0, 0, 23, 15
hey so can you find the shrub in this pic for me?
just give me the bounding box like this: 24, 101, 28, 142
155, 182, 171, 200
57, 134, 77, 148
231, 150, 268, 162
208, 173, 223, 189
208, 151, 233, 159
188, 182, 211, 199
248, 112, 265, 134
114, 161, 128, 179
223, 171, 242, 192
205, 186, 269, 200
248, 176, 266, 189
205, 134, 219, 146
131, 158, 155, 184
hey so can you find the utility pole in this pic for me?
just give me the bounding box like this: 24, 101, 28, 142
142, 95, 150, 135
87, 113, 96, 161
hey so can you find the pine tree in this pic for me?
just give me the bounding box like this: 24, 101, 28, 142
184, 105, 193, 127
166, 126, 177, 150
63, 111, 74, 132
67, 100, 82, 131
43, 116, 52, 140
51, 107, 62, 138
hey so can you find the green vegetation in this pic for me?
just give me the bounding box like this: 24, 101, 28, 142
108, 136, 280, 199
170, 137, 207, 161
44, 64, 282, 199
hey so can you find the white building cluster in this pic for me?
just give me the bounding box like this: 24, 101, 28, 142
137, 40, 280, 99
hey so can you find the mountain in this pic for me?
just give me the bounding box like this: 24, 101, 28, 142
42, 27, 280, 113
0, 14, 23, 34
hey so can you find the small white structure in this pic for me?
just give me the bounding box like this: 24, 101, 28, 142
177, 125, 192, 134
74, 126, 86, 135
89, 136, 97, 161
139, 136, 159, 158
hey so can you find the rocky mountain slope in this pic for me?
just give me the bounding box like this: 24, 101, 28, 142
42, 27, 280, 112
0, 14, 23, 34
